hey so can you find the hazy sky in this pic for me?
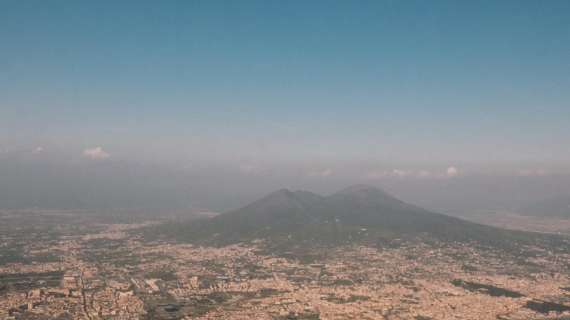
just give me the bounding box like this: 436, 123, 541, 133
2, 1, 570, 204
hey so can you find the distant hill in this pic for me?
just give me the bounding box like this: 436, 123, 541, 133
148, 185, 566, 250
519, 194, 570, 218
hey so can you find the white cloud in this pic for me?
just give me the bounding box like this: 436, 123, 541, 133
82, 146, 110, 160
365, 170, 390, 180
308, 168, 333, 177
366, 169, 429, 179
517, 168, 548, 177
239, 164, 263, 175
32, 146, 44, 154
392, 169, 412, 177
446, 166, 459, 177
366, 167, 460, 180
418, 170, 432, 178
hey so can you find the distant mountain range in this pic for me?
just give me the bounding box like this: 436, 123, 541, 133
151, 185, 565, 250
519, 194, 570, 218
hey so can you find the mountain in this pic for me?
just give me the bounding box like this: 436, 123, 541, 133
519, 194, 570, 218
152, 185, 563, 249
188, 189, 326, 243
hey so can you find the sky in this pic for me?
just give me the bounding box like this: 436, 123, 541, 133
1, 1, 570, 210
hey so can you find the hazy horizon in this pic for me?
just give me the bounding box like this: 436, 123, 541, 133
2, 0, 570, 212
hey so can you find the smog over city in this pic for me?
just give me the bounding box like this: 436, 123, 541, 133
2, 1, 570, 319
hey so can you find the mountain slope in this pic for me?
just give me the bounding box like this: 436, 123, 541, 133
152, 185, 564, 249
178, 189, 327, 244
321, 185, 519, 243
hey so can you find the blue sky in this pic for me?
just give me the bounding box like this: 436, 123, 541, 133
2, 0, 570, 171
